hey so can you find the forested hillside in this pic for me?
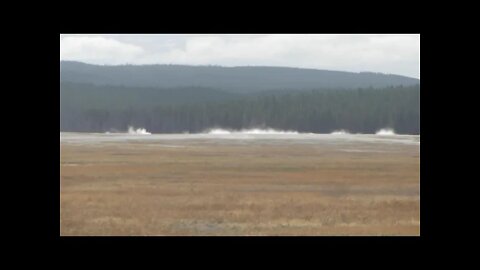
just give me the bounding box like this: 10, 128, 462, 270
60, 61, 420, 134
60, 61, 420, 93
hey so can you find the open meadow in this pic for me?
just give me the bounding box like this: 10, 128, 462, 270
60, 133, 420, 236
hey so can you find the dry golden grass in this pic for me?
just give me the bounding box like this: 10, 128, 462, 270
60, 137, 419, 236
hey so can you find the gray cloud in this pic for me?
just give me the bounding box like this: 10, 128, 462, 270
60, 34, 420, 78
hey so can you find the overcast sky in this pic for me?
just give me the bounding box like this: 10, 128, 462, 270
60, 34, 420, 78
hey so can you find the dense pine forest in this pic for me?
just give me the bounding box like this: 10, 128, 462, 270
61, 83, 419, 134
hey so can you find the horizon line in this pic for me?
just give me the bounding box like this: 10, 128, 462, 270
60, 60, 420, 80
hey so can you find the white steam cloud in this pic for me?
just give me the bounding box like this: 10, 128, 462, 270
330, 130, 350, 135
375, 128, 396, 135
206, 128, 299, 135
128, 126, 151, 135
103, 127, 399, 136
206, 128, 402, 135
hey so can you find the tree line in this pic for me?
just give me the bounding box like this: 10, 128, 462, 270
60, 85, 420, 135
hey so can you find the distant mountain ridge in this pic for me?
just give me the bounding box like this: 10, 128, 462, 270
60, 61, 419, 93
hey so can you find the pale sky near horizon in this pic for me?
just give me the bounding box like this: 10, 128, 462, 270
60, 34, 420, 78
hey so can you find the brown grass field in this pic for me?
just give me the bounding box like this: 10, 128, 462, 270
60, 134, 420, 236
